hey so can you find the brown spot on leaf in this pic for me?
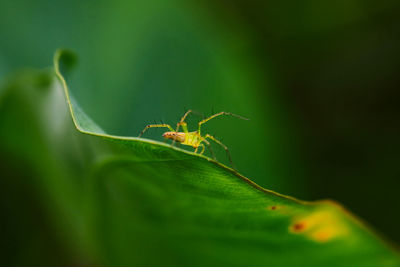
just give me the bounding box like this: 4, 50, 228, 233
268, 205, 284, 211
289, 210, 348, 242
293, 222, 306, 232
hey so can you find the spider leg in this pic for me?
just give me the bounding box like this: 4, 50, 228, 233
173, 109, 203, 145
194, 144, 205, 154
175, 109, 205, 132
138, 124, 174, 137
205, 134, 236, 170
202, 139, 215, 159
198, 111, 249, 134
199, 144, 205, 154
175, 110, 193, 133
172, 110, 193, 146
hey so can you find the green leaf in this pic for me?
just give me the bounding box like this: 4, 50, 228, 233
0, 50, 398, 266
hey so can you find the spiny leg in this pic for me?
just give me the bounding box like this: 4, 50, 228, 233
199, 144, 206, 155
138, 124, 174, 137
205, 134, 236, 169
199, 144, 205, 154
194, 144, 205, 154
198, 111, 249, 135
175, 109, 205, 133
175, 109, 193, 133
173, 109, 203, 146
171, 110, 193, 146
202, 140, 215, 159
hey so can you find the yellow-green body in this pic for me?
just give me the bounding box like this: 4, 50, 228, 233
138, 110, 249, 168
163, 131, 204, 148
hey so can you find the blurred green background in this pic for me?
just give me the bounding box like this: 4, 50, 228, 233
1, 0, 400, 255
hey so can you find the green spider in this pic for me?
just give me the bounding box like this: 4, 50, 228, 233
138, 110, 249, 167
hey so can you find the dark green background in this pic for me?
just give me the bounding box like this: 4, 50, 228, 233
1, 0, 400, 247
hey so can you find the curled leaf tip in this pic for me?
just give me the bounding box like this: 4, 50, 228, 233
54, 49, 78, 77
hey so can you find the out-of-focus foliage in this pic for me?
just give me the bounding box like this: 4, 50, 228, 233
0, 49, 398, 266
1, 0, 400, 262
0, 0, 304, 196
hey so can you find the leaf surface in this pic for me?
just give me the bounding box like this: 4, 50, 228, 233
0, 50, 398, 266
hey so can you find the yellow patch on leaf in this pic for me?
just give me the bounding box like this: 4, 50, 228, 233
289, 210, 348, 242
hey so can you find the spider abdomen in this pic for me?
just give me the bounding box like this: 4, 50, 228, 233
162, 132, 186, 143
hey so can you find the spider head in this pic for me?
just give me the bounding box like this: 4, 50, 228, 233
162, 131, 186, 143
